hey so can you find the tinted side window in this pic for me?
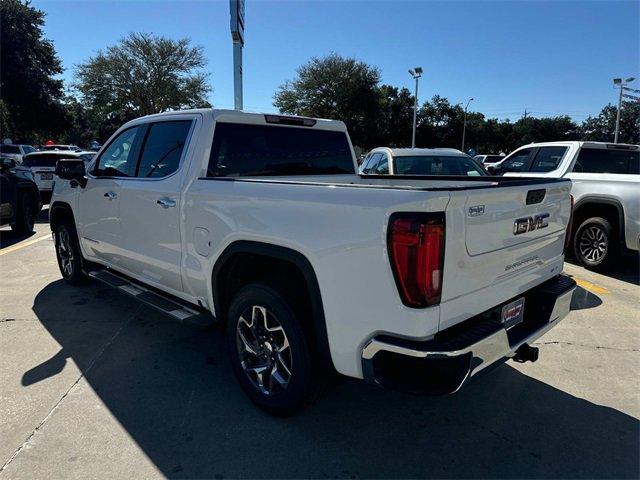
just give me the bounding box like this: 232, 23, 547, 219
208, 123, 354, 177
137, 121, 192, 178
502, 149, 532, 172
362, 153, 382, 174
94, 126, 142, 177
530, 146, 568, 172
573, 148, 638, 174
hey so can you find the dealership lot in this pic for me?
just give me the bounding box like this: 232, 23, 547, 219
1, 209, 638, 479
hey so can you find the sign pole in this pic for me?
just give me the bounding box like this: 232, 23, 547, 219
233, 42, 243, 110
230, 0, 245, 110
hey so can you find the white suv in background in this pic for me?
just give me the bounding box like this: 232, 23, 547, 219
490, 141, 639, 271
359, 147, 487, 176
22, 150, 96, 202
0, 144, 36, 164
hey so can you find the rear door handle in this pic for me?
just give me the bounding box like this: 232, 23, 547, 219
103, 191, 117, 200
157, 198, 176, 208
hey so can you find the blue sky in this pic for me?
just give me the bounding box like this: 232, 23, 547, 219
35, 0, 639, 121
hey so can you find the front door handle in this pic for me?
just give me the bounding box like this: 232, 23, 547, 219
104, 191, 117, 200
157, 198, 176, 208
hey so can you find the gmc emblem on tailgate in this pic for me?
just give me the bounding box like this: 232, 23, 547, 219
513, 213, 550, 235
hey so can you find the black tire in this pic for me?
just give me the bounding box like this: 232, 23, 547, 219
53, 218, 87, 285
11, 192, 36, 234
573, 216, 617, 272
226, 282, 316, 416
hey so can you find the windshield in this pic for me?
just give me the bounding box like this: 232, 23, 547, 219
394, 155, 487, 176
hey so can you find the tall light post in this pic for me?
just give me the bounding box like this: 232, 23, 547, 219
408, 67, 423, 148
461, 97, 474, 153
613, 76, 635, 143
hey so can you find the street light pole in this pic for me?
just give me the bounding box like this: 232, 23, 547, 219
613, 76, 635, 143
461, 97, 474, 153
408, 67, 423, 148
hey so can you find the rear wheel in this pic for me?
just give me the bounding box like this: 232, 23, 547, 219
54, 219, 87, 284
226, 282, 316, 416
11, 192, 36, 233
573, 217, 617, 272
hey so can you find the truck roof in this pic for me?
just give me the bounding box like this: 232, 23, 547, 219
135, 109, 348, 132
518, 140, 639, 150
371, 147, 467, 157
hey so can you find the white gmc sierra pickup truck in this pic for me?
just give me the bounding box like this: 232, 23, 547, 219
489, 141, 639, 271
50, 109, 576, 415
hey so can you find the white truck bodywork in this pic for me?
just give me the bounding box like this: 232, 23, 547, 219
51, 109, 574, 386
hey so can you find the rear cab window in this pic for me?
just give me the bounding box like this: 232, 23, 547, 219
207, 123, 354, 177
23, 153, 78, 168
0, 145, 20, 154
573, 148, 640, 174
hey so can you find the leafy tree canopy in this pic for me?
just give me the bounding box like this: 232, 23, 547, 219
0, 0, 67, 142
274, 53, 383, 149
74, 32, 212, 140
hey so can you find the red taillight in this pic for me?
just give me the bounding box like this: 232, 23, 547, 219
388, 213, 445, 308
564, 194, 574, 253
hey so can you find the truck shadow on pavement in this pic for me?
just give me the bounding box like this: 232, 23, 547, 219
27, 280, 638, 479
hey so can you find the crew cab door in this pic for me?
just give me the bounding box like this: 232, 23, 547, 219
76, 125, 144, 264
116, 117, 196, 293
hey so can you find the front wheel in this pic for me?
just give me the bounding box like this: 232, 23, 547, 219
54, 220, 87, 285
226, 282, 315, 416
573, 217, 617, 272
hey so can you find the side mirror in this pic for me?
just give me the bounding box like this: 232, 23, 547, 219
487, 165, 499, 175
55, 159, 87, 187
1, 157, 16, 170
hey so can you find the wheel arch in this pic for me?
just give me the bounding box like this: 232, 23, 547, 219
572, 196, 625, 246
211, 240, 334, 372
49, 201, 76, 232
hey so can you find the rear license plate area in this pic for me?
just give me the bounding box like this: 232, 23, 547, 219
40, 173, 53, 180
501, 297, 525, 329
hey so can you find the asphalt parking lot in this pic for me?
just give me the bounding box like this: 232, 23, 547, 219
1, 207, 638, 479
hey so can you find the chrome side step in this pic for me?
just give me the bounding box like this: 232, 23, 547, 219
87, 268, 214, 328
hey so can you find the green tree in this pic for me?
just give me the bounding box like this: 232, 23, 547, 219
378, 85, 414, 147
0, 0, 67, 142
75, 32, 212, 141
580, 101, 640, 144
274, 53, 383, 149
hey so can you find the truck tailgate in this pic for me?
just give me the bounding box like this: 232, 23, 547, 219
439, 179, 572, 331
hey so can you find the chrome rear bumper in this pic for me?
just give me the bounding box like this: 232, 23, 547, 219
361, 274, 576, 395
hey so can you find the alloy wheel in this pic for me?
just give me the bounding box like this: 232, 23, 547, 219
236, 304, 292, 396
578, 225, 608, 263
57, 228, 75, 277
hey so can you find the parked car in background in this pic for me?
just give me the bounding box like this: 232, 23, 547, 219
50, 109, 574, 414
41, 144, 81, 152
0, 156, 41, 233
489, 141, 639, 271
0, 144, 37, 164
474, 154, 505, 165
22, 151, 96, 202
359, 147, 488, 176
